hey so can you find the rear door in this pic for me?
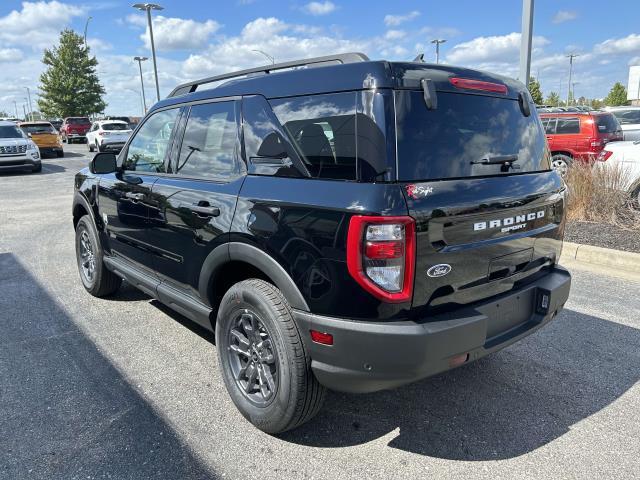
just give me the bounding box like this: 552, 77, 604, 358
394, 89, 565, 313
97, 107, 181, 272
148, 99, 243, 299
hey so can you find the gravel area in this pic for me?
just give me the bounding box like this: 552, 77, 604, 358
565, 221, 640, 253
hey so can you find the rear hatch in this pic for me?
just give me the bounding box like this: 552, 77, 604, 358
67, 117, 91, 134
393, 76, 566, 315
101, 122, 132, 142
593, 112, 624, 144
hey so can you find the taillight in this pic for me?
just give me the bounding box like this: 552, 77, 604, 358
347, 215, 415, 303
99, 131, 110, 136
597, 150, 613, 162
449, 77, 508, 94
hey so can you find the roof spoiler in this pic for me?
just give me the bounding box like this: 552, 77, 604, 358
167, 52, 370, 98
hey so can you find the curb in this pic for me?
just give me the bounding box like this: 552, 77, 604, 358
561, 241, 640, 273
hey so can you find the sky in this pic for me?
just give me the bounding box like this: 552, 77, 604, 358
0, 0, 639, 116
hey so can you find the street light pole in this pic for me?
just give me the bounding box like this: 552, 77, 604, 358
572, 82, 579, 105
519, 0, 534, 83
25, 87, 33, 121
430, 39, 446, 64
84, 16, 92, 48
252, 50, 275, 65
134, 56, 149, 114
13, 101, 18, 118
566, 53, 579, 106
133, 3, 164, 103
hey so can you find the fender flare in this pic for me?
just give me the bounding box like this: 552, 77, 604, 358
72, 191, 98, 228
198, 242, 310, 312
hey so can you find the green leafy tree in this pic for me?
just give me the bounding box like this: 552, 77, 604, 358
591, 98, 604, 109
528, 77, 544, 105
37, 29, 106, 118
545, 91, 561, 106
604, 82, 628, 107
0, 110, 9, 117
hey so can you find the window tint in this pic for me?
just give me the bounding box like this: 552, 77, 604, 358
0, 125, 25, 138
102, 123, 129, 131
271, 92, 357, 180
595, 114, 620, 133
395, 91, 550, 181
175, 101, 238, 179
21, 124, 55, 134
612, 109, 640, 125
122, 108, 179, 173
555, 117, 580, 134
541, 117, 556, 134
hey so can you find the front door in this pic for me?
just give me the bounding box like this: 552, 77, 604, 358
98, 107, 181, 272
148, 100, 244, 299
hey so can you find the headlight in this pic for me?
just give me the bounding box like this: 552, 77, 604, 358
26, 142, 36, 150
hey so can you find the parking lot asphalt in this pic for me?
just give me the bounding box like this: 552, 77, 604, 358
1, 143, 639, 480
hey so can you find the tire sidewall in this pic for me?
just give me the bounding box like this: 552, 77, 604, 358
216, 283, 297, 433
551, 154, 572, 176
75, 216, 103, 293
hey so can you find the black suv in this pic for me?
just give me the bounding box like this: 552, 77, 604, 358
73, 53, 571, 433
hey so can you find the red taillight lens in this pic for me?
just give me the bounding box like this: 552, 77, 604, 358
450, 77, 508, 94
597, 150, 613, 162
347, 215, 415, 303
310, 330, 333, 345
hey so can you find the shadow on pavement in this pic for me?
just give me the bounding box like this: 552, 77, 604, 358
0, 253, 216, 479
0, 163, 66, 176
281, 308, 640, 460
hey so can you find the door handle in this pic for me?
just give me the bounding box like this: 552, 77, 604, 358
124, 192, 145, 201
189, 204, 220, 217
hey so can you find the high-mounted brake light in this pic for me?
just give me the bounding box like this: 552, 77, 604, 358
450, 77, 508, 95
347, 216, 415, 303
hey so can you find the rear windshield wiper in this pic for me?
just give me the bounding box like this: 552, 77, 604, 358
471, 154, 519, 165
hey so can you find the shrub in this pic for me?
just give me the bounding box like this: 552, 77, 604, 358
565, 162, 640, 229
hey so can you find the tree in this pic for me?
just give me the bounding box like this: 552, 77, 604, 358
591, 98, 604, 109
37, 29, 106, 118
604, 82, 628, 107
528, 77, 544, 104
545, 91, 561, 107
0, 110, 9, 117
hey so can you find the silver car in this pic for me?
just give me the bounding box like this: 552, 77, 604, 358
605, 106, 640, 141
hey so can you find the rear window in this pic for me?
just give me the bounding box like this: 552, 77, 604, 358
21, 124, 56, 134
67, 117, 90, 124
611, 109, 640, 125
395, 91, 550, 181
102, 123, 129, 131
594, 114, 620, 133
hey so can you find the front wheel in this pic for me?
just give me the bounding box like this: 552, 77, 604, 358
551, 154, 572, 177
216, 279, 326, 434
88, 142, 94, 152
75, 216, 122, 297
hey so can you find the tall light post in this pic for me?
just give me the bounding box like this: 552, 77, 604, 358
252, 49, 275, 65
84, 16, 92, 48
133, 3, 163, 103
431, 39, 446, 64
566, 53, 579, 106
25, 87, 33, 121
519, 0, 534, 83
133, 56, 148, 114
13, 100, 18, 118
572, 82, 579, 105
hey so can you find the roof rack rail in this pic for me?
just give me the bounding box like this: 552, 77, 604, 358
167, 52, 370, 98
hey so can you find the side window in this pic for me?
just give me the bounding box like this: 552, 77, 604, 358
541, 117, 556, 134
122, 108, 179, 173
270, 92, 357, 180
555, 117, 580, 134
175, 101, 238, 179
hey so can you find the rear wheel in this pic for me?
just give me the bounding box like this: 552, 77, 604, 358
88, 142, 94, 152
216, 279, 326, 434
32, 162, 42, 173
75, 216, 122, 297
551, 154, 572, 177
57, 150, 64, 158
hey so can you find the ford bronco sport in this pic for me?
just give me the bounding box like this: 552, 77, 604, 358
73, 53, 571, 433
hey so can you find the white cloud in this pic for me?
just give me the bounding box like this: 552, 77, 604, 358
0, 1, 86, 49
384, 11, 420, 27
446, 32, 549, 65
384, 30, 406, 41
127, 14, 221, 51
419, 26, 461, 39
553, 10, 578, 24
303, 2, 337, 16
594, 34, 640, 56
0, 48, 24, 62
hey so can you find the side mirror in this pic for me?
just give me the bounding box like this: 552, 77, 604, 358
90, 152, 117, 174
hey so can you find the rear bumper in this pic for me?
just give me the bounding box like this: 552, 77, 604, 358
294, 266, 571, 393
99, 141, 125, 151
39, 147, 62, 156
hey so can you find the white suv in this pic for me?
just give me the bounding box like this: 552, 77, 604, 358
86, 120, 133, 153
0, 120, 41, 173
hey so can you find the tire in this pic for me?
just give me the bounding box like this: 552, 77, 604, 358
89, 142, 94, 152
32, 162, 42, 173
216, 279, 326, 434
97, 142, 104, 153
551, 154, 572, 177
57, 150, 64, 158
75, 216, 122, 297
62, 135, 67, 143
631, 185, 640, 210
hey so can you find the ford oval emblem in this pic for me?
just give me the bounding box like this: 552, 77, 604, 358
427, 264, 452, 278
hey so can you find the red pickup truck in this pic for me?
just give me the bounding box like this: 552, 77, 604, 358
60, 117, 91, 144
